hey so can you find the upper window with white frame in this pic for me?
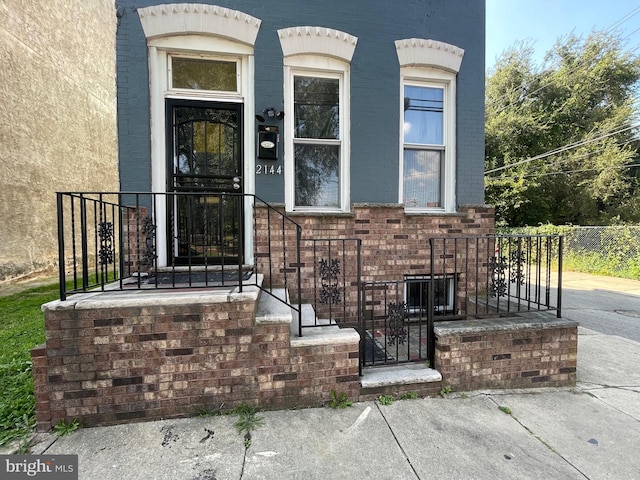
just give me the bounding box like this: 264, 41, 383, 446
278, 26, 357, 212
293, 72, 342, 208
395, 39, 464, 213
403, 81, 446, 209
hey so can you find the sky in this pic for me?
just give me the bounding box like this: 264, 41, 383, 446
486, 0, 640, 70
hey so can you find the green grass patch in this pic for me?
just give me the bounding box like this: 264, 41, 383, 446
0, 283, 59, 445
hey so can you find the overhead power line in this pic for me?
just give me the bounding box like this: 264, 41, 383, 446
493, 162, 640, 181
485, 123, 640, 175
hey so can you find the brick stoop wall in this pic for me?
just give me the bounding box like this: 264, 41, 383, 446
255, 203, 495, 294
31, 284, 360, 432
434, 314, 578, 390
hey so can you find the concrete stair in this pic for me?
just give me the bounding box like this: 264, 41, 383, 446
255, 288, 443, 396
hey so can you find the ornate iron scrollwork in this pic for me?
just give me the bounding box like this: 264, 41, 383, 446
98, 221, 114, 265
510, 250, 526, 285
489, 254, 508, 297
319, 258, 341, 305
387, 302, 408, 345
490, 247, 527, 297
141, 216, 157, 267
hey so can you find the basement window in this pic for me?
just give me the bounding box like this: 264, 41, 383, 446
404, 275, 455, 314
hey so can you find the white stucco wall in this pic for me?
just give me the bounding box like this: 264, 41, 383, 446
0, 0, 118, 281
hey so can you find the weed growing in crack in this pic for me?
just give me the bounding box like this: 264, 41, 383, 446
232, 404, 264, 449
328, 390, 352, 409
378, 394, 394, 406
498, 406, 512, 415
399, 392, 419, 400
438, 386, 452, 397
53, 418, 80, 436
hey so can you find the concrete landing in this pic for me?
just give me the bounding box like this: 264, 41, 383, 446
360, 363, 442, 388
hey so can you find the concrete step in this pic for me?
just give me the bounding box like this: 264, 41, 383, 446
360, 364, 442, 389
255, 289, 354, 349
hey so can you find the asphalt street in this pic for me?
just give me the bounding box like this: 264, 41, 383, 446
559, 271, 640, 342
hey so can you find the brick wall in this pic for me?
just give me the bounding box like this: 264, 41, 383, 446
255, 203, 495, 322
32, 288, 360, 431
434, 316, 578, 390
33, 290, 577, 432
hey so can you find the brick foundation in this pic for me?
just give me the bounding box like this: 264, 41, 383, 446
33, 292, 577, 432
434, 315, 578, 390
255, 203, 495, 323
33, 286, 360, 431
256, 203, 495, 285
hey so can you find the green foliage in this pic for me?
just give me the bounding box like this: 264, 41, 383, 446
0, 283, 58, 446
486, 32, 640, 226
498, 406, 512, 415
377, 394, 394, 406
232, 404, 264, 449
438, 386, 452, 397
399, 392, 419, 400
503, 225, 640, 280
328, 390, 353, 409
53, 418, 80, 436
196, 406, 223, 417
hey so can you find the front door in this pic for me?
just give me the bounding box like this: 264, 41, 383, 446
167, 100, 243, 265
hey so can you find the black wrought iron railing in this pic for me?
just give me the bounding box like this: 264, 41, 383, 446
297, 238, 362, 332
430, 234, 563, 318
359, 234, 563, 368
56, 191, 302, 332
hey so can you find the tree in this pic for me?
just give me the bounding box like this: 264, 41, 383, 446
485, 32, 640, 226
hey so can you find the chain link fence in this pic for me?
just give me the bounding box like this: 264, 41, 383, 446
502, 225, 640, 279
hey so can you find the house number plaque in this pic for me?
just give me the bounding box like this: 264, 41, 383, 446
256, 164, 282, 175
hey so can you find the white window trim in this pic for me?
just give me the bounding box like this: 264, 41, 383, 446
399, 67, 457, 213
145, 34, 257, 266
168, 53, 242, 96
283, 56, 351, 213
395, 38, 463, 214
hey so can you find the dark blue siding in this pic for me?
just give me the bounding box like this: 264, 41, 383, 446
116, 0, 485, 205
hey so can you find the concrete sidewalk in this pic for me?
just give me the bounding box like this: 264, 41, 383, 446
26, 326, 640, 480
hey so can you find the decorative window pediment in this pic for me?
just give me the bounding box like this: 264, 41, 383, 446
395, 38, 464, 73
278, 26, 358, 62
138, 3, 261, 45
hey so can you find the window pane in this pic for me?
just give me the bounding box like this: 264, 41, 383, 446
294, 77, 340, 139
172, 57, 237, 91
403, 149, 442, 208
295, 144, 340, 207
404, 86, 443, 145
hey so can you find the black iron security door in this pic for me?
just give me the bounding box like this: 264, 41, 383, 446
167, 100, 243, 265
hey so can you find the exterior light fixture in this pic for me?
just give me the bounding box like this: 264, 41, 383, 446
255, 107, 284, 122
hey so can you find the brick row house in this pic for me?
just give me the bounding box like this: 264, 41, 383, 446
32, 1, 575, 430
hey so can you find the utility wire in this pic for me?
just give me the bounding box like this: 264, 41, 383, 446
493, 162, 640, 181
485, 123, 640, 175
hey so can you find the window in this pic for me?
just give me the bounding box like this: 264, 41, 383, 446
278, 26, 357, 212
403, 84, 445, 208
293, 74, 341, 208
395, 38, 464, 213
169, 56, 239, 93
405, 275, 455, 315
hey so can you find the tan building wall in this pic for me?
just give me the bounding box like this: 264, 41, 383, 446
0, 0, 118, 281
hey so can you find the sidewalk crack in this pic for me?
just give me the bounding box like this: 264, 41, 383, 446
374, 402, 421, 480
487, 395, 590, 479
